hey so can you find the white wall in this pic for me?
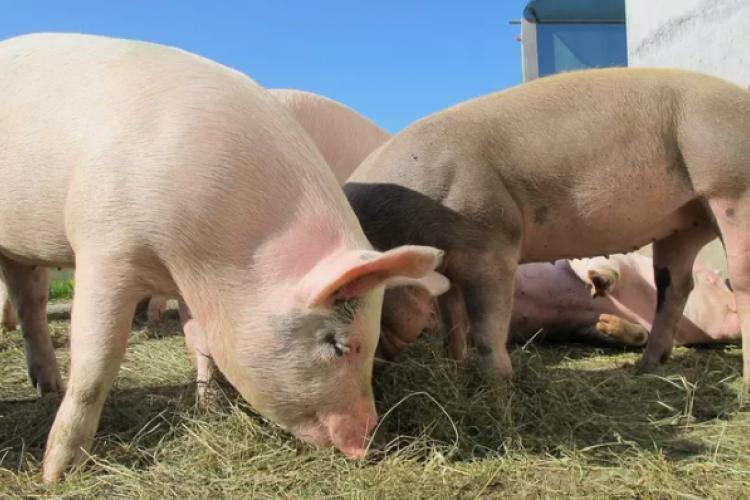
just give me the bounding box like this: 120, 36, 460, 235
627, 0, 750, 86
626, 0, 750, 275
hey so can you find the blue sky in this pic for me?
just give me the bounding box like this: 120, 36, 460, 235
3, 1, 528, 134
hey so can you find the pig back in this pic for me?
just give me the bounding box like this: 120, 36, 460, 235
0, 33, 363, 268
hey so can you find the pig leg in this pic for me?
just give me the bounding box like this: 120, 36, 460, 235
708, 198, 750, 390
595, 314, 649, 347
178, 298, 218, 406
42, 259, 141, 483
637, 226, 716, 373
0, 256, 62, 394
147, 295, 168, 322
438, 283, 470, 361
457, 254, 518, 381
0, 279, 18, 331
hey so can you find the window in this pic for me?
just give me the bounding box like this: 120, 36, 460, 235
536, 23, 628, 77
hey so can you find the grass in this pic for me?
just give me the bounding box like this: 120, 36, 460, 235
1, 308, 749, 499
48, 269, 74, 303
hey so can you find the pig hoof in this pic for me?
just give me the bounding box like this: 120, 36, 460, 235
29, 364, 65, 395
1, 321, 17, 332
33, 373, 65, 396
635, 350, 670, 374
596, 314, 648, 347
196, 382, 222, 409
587, 269, 619, 298
481, 351, 514, 383
41, 468, 63, 484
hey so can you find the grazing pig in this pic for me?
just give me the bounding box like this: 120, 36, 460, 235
144, 88, 392, 323
344, 67, 750, 390
0, 32, 448, 482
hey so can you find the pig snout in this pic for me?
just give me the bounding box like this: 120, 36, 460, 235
299, 399, 378, 459
323, 399, 378, 460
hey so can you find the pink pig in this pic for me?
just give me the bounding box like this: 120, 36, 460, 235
0, 33, 448, 482
507, 254, 738, 349
142, 88, 392, 323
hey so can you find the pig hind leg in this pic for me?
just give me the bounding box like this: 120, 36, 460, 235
584, 314, 649, 347
42, 256, 144, 483
0, 255, 62, 394
179, 298, 219, 406
708, 197, 750, 391
637, 223, 716, 373
0, 278, 18, 331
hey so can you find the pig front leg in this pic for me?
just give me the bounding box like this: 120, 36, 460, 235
457, 251, 518, 382
0, 256, 62, 394
438, 283, 471, 361
178, 298, 218, 406
42, 258, 141, 483
637, 223, 716, 373
0, 279, 18, 331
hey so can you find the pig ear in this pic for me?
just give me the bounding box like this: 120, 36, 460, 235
382, 272, 450, 296
303, 245, 446, 310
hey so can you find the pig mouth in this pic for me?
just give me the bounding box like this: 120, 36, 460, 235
288, 413, 333, 449
290, 412, 373, 460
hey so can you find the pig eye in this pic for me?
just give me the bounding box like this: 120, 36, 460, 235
321, 331, 350, 357
333, 341, 350, 357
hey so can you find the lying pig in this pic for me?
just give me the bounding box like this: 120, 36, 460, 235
344, 67, 750, 390
143, 88, 392, 323
379, 253, 739, 361
0, 32, 447, 482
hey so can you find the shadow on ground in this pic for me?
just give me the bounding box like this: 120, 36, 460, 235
0, 383, 196, 474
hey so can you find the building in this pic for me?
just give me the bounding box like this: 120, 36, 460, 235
627, 0, 750, 88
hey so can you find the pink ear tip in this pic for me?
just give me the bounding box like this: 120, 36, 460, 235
435, 274, 451, 295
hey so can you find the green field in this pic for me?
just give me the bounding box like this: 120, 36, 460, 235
0, 309, 748, 499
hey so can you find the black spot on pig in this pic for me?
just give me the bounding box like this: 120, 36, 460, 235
654, 266, 672, 313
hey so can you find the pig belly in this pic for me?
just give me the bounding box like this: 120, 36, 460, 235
0, 178, 74, 267
508, 262, 644, 342
517, 171, 709, 264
